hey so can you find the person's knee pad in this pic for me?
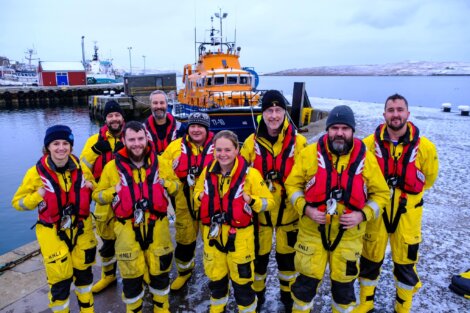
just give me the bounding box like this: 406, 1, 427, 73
254, 253, 270, 275
276, 251, 295, 272
149, 272, 170, 291
291, 274, 320, 303
359, 256, 383, 280
209, 275, 229, 299
50, 277, 73, 301
175, 241, 197, 262
394, 263, 419, 287
232, 280, 256, 307
74, 266, 93, 286
122, 276, 144, 299
331, 280, 356, 305
99, 239, 116, 258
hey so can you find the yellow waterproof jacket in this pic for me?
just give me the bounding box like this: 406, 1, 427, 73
193, 157, 275, 215
161, 135, 214, 214
92, 153, 180, 210
12, 155, 85, 211
241, 119, 307, 226
80, 130, 122, 185
363, 124, 439, 212
285, 139, 390, 239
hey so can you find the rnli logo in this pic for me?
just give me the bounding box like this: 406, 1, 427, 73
416, 170, 425, 183
118, 252, 133, 260
305, 176, 316, 191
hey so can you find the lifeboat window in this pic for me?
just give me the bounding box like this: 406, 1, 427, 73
227, 75, 238, 85
214, 76, 225, 85
240, 76, 250, 85
155, 78, 163, 88
206, 77, 212, 86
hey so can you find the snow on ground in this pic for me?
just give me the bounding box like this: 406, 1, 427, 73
171, 98, 470, 313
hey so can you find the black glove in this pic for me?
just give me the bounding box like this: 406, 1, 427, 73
114, 141, 124, 152
92, 140, 112, 155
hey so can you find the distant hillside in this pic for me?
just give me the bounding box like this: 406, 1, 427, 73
267, 61, 470, 76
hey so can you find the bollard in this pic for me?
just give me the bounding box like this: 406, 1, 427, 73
441, 102, 452, 113
458, 105, 469, 116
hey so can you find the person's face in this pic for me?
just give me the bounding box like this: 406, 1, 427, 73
48, 140, 71, 163
188, 124, 207, 146
327, 124, 354, 155
384, 99, 410, 131
214, 137, 239, 169
150, 94, 168, 120
123, 129, 148, 161
262, 106, 285, 131
105, 112, 124, 135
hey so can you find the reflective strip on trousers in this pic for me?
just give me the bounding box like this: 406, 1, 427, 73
366, 200, 381, 218
332, 301, 354, 313
255, 273, 267, 281
293, 299, 313, 311
51, 299, 70, 312
359, 278, 379, 287
240, 299, 257, 313
102, 257, 117, 267
176, 257, 195, 271
123, 290, 144, 304
278, 272, 298, 282
149, 285, 170, 296
290, 191, 304, 207
211, 295, 229, 306
396, 281, 415, 290
75, 283, 93, 294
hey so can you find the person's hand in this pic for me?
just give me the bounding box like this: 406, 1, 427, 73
198, 192, 204, 201
304, 205, 326, 224
339, 211, 364, 229
85, 181, 94, 190
92, 140, 112, 155
242, 192, 252, 204
38, 187, 46, 197
114, 141, 124, 152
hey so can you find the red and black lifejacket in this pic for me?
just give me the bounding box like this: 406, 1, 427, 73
200, 156, 252, 228
374, 122, 425, 195
145, 113, 177, 154
112, 147, 168, 221
36, 155, 91, 225
92, 125, 120, 181
252, 123, 296, 185
174, 132, 215, 180
305, 135, 367, 213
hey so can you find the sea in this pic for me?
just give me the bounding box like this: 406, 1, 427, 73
1, 75, 469, 255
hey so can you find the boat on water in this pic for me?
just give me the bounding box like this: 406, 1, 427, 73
173, 12, 263, 141
82, 37, 118, 84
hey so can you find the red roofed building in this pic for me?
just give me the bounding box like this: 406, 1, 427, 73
38, 61, 86, 86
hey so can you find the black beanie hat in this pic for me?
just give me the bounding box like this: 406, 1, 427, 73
261, 90, 287, 112
188, 112, 210, 129
325, 105, 356, 132
44, 125, 74, 147
103, 100, 124, 119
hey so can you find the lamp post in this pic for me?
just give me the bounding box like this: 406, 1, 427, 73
142, 55, 146, 74
214, 8, 228, 40
127, 46, 133, 74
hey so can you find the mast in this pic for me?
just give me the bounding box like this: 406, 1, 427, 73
81, 36, 86, 66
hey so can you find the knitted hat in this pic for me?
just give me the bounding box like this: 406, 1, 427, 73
325, 105, 356, 132
261, 90, 287, 112
103, 100, 124, 119
44, 125, 74, 147
188, 112, 210, 129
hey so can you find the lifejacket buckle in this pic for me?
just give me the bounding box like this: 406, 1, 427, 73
187, 173, 196, 187
208, 221, 221, 239
265, 170, 280, 182
60, 204, 74, 230
134, 208, 144, 225
325, 199, 337, 225
330, 188, 343, 201
387, 176, 399, 188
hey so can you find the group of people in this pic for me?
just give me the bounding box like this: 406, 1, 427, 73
11, 89, 444, 313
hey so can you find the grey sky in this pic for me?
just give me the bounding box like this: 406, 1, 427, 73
2, 0, 469, 73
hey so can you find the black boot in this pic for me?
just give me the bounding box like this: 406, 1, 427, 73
256, 290, 266, 312
280, 290, 293, 313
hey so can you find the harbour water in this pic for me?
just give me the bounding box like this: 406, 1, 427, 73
1, 75, 469, 254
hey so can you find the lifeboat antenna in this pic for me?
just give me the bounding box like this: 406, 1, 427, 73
214, 8, 227, 43
81, 36, 86, 67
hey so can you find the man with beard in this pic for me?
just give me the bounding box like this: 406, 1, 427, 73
285, 105, 389, 313
80, 100, 125, 293
240, 90, 307, 312
145, 90, 184, 155
356, 94, 438, 313
93, 121, 180, 312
